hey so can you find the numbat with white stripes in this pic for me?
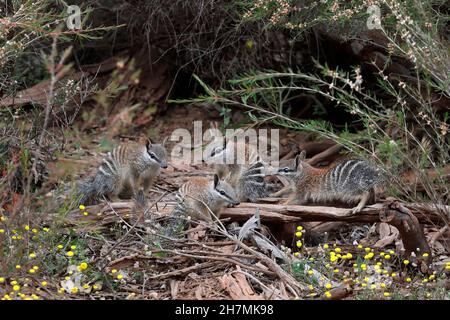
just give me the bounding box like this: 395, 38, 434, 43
164, 174, 240, 237
76, 137, 168, 205
274, 151, 385, 214
206, 142, 271, 202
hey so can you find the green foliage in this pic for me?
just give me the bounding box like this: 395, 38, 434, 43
180, 0, 450, 215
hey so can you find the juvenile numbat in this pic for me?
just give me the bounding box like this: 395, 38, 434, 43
76, 137, 168, 205
206, 141, 271, 202
165, 174, 240, 236
274, 151, 385, 214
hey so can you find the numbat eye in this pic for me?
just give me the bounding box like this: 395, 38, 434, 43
219, 190, 226, 196
283, 168, 290, 172
149, 153, 155, 158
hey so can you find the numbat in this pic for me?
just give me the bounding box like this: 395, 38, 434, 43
274, 151, 385, 214
165, 174, 240, 236
206, 142, 271, 202
76, 137, 168, 206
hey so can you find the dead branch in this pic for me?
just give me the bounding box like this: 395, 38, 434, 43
220, 201, 446, 225
306, 144, 343, 166
220, 200, 443, 259
150, 261, 217, 280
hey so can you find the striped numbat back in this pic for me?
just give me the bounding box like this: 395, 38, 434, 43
237, 160, 270, 202
76, 145, 129, 205
163, 178, 213, 238
209, 142, 271, 202
162, 175, 240, 238
313, 159, 386, 204
327, 159, 385, 194
98, 145, 127, 179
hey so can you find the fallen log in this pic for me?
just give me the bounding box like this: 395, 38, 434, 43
220, 201, 445, 225
66, 199, 447, 260
219, 200, 446, 259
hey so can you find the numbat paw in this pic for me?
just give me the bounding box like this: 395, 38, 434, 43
269, 193, 280, 198
134, 191, 147, 208
349, 205, 364, 215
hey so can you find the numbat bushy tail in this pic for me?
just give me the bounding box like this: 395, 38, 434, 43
165, 174, 240, 237
275, 151, 385, 214
76, 137, 168, 205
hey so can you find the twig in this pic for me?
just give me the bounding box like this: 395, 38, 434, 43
93, 192, 167, 267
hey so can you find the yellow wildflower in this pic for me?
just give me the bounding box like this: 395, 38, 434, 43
79, 262, 88, 270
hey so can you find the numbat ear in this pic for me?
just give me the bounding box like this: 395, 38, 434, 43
213, 174, 219, 188
294, 150, 306, 169
139, 136, 152, 149
161, 136, 168, 147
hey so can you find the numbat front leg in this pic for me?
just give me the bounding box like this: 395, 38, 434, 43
270, 185, 292, 198
349, 190, 371, 215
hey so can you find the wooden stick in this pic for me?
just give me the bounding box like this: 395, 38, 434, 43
306, 144, 343, 166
